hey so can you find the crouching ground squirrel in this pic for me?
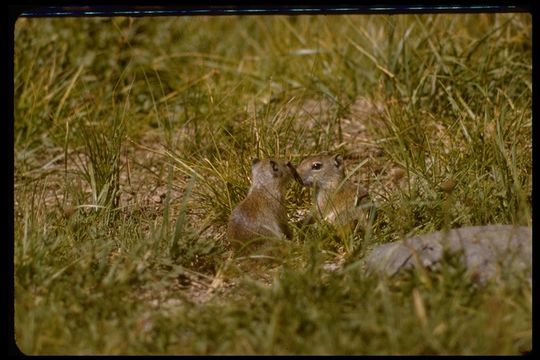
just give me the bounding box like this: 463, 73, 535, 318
227, 158, 301, 252
296, 153, 374, 238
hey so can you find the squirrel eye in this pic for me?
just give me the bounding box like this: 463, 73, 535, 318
311, 162, 322, 170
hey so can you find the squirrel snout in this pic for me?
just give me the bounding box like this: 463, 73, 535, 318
286, 162, 304, 185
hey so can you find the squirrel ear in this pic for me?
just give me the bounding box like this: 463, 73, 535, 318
252, 158, 260, 166
333, 154, 343, 168
269, 160, 279, 172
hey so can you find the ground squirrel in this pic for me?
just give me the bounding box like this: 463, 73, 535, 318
296, 153, 373, 237
227, 158, 301, 251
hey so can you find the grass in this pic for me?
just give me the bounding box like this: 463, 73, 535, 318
13, 13, 532, 355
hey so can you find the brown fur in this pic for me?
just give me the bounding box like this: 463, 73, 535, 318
227, 158, 297, 251
296, 154, 371, 236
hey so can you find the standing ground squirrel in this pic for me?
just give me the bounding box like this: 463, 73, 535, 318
227, 158, 300, 251
296, 153, 373, 237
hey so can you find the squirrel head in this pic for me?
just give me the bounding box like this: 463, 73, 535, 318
250, 158, 300, 192
296, 153, 346, 189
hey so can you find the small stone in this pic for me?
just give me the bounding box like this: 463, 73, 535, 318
389, 167, 406, 182
63, 206, 76, 218
440, 179, 457, 193
484, 122, 497, 139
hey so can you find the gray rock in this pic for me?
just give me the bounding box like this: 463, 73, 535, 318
364, 225, 532, 284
